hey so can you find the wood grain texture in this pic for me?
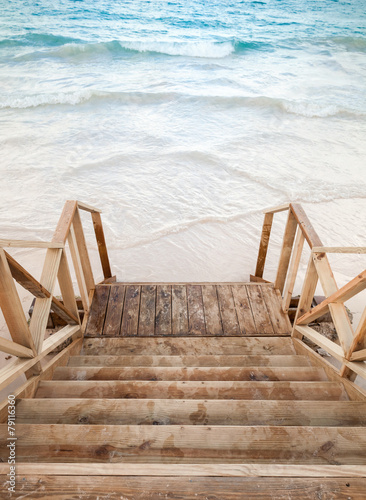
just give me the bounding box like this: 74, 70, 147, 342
85, 285, 110, 336
52, 366, 327, 382
82, 336, 296, 356
217, 285, 240, 335
187, 285, 206, 335
15, 399, 366, 426
35, 380, 347, 401
155, 285, 172, 335
103, 285, 125, 336
1, 424, 365, 464
138, 285, 156, 336
201, 285, 223, 336
3, 475, 366, 499
121, 285, 141, 336
172, 285, 188, 335
246, 285, 274, 334
232, 285, 256, 334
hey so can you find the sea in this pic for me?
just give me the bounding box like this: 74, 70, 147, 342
0, 0, 365, 293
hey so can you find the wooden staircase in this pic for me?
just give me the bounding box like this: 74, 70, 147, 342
10, 330, 366, 498
1, 201, 366, 498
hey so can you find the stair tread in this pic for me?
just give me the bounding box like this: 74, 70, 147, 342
83, 336, 296, 356
35, 380, 348, 400
68, 354, 311, 367
1, 424, 365, 464
53, 366, 328, 382
15, 399, 366, 426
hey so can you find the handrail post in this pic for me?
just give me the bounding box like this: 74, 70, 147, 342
91, 211, 112, 280
292, 255, 318, 339
274, 210, 298, 294
254, 213, 273, 279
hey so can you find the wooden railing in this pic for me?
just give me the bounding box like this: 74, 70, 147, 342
253, 202, 366, 381
0, 200, 112, 412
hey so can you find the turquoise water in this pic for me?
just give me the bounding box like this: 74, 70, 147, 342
0, 0, 366, 282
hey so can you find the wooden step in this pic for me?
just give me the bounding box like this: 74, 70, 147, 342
1, 424, 365, 463
35, 380, 348, 400
52, 366, 328, 382
83, 337, 296, 356
3, 474, 365, 499
69, 354, 311, 367
15, 399, 366, 426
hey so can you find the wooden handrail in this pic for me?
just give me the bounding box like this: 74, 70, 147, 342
0, 200, 112, 396
254, 202, 366, 383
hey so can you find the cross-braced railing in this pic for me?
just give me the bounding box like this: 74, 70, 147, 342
0, 200, 112, 401
253, 202, 366, 382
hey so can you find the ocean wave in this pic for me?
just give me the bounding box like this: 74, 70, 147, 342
0, 33, 83, 49
1, 89, 365, 119
318, 36, 366, 53
11, 37, 272, 62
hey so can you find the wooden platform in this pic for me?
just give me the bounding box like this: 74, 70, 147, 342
86, 283, 291, 337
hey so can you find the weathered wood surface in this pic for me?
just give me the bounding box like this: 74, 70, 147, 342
82, 337, 296, 356
69, 354, 311, 367
3, 475, 366, 499
85, 283, 290, 337
52, 366, 327, 382
1, 424, 365, 463
35, 380, 348, 400
15, 399, 366, 426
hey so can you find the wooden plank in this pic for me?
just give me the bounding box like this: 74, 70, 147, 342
57, 249, 80, 324
155, 285, 172, 335
351, 347, 366, 362
217, 286, 240, 335
91, 211, 112, 279
138, 285, 156, 336
77, 201, 101, 213
347, 305, 366, 359
69, 354, 311, 368
172, 285, 188, 335
282, 230, 305, 313
0, 249, 37, 354
85, 285, 110, 336
292, 338, 366, 402
4, 463, 366, 478
294, 325, 344, 361
103, 285, 125, 337
2, 424, 365, 464
35, 380, 347, 400
343, 360, 366, 381
67, 222, 89, 312
3, 476, 366, 499
254, 212, 273, 278
201, 285, 223, 335
52, 200, 78, 244
15, 399, 366, 426
312, 247, 366, 254
0, 337, 33, 358
249, 275, 272, 283
0, 338, 82, 423
71, 207, 95, 293
231, 285, 256, 334
313, 253, 354, 353
0, 239, 63, 248
298, 271, 366, 325
246, 285, 274, 334
292, 256, 318, 339
261, 286, 291, 334
290, 203, 323, 249
187, 285, 206, 335
29, 248, 62, 352
0, 325, 80, 393
121, 285, 141, 336
263, 203, 290, 214
52, 366, 327, 382
6, 250, 79, 325
274, 210, 298, 293
83, 336, 296, 356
